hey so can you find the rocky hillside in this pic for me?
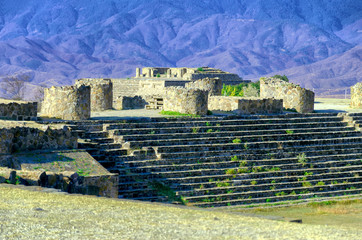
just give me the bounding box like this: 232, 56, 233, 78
0, 0, 361, 98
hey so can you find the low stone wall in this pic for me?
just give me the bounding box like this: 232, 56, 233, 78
185, 78, 222, 96
0, 99, 37, 121
114, 96, 147, 110
0, 125, 77, 154
350, 82, 362, 108
75, 79, 113, 111
40, 85, 90, 120
0, 150, 118, 198
163, 87, 208, 115
260, 78, 314, 113
208, 96, 283, 115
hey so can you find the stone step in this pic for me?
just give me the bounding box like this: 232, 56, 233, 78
160, 166, 362, 184
190, 187, 362, 207
85, 148, 128, 157
154, 136, 362, 154
77, 131, 108, 139
117, 156, 362, 173
177, 176, 362, 197
175, 171, 361, 190
109, 121, 348, 136
117, 175, 362, 202
80, 137, 114, 144
157, 142, 362, 160
123, 131, 360, 149
116, 165, 362, 183
117, 170, 361, 190
116, 126, 356, 143
117, 159, 362, 179
119, 150, 362, 168
105, 115, 344, 130
78, 142, 122, 150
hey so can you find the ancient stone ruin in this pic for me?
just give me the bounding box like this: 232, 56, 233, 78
0, 99, 38, 121
40, 85, 91, 120
75, 78, 113, 111
260, 77, 314, 113
163, 87, 209, 115
208, 96, 283, 115
350, 82, 362, 108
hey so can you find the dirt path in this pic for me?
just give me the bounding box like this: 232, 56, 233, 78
1, 184, 361, 240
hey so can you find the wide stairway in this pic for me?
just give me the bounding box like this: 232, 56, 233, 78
72, 113, 362, 207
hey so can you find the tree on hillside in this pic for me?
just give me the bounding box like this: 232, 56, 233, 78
272, 75, 289, 82
1, 74, 30, 100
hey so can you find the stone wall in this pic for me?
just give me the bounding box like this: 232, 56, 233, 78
112, 78, 142, 98
75, 79, 113, 111
185, 78, 222, 96
114, 96, 147, 110
0, 125, 77, 154
208, 96, 283, 115
40, 85, 91, 120
163, 87, 208, 115
0, 150, 118, 198
0, 99, 37, 121
260, 78, 314, 113
350, 82, 362, 108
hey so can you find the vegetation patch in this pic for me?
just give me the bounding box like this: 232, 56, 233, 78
160, 110, 201, 118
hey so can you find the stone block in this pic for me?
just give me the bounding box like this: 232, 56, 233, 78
75, 78, 113, 111
163, 87, 208, 115
350, 82, 362, 108
260, 77, 314, 113
40, 85, 91, 120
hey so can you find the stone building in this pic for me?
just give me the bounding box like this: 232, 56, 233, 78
350, 82, 362, 108
40, 85, 91, 120
260, 77, 314, 113
163, 87, 208, 116
75, 78, 113, 111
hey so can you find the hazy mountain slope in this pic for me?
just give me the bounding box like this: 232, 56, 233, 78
268, 45, 362, 89
0, 0, 361, 96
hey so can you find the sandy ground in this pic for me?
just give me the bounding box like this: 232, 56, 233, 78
314, 98, 362, 113
1, 184, 361, 240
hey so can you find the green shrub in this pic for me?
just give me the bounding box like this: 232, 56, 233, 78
272, 74, 289, 82
232, 138, 242, 144
250, 180, 257, 185
216, 180, 230, 188
297, 153, 308, 166
231, 156, 239, 161
156, 73, 161, 78
316, 181, 325, 186
197, 67, 204, 72
225, 169, 237, 175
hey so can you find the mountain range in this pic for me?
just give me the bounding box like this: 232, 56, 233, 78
0, 0, 361, 99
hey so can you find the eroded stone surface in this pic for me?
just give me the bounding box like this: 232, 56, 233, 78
40, 85, 91, 120
351, 82, 362, 108
260, 77, 314, 113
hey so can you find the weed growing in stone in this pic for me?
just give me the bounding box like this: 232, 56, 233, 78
250, 180, 257, 185
206, 129, 213, 133
297, 153, 308, 166
231, 156, 239, 161
316, 181, 325, 186
285, 130, 294, 134
225, 169, 237, 175
302, 181, 312, 187
192, 127, 199, 133
244, 142, 249, 150
232, 138, 241, 144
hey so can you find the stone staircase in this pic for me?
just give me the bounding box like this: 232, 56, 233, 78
71, 113, 362, 207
